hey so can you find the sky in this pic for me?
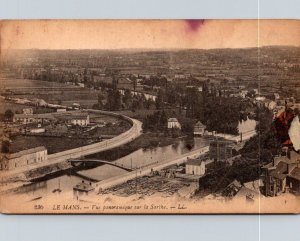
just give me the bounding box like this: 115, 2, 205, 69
0, 20, 299, 50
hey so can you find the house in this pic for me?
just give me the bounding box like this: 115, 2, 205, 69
22, 108, 33, 115
167, 118, 181, 129
240, 90, 248, 98
29, 127, 45, 133
209, 139, 235, 161
267, 100, 277, 110
194, 121, 206, 136
274, 93, 280, 100
57, 113, 90, 126
0, 146, 47, 171
117, 78, 134, 90
262, 148, 300, 196
185, 159, 205, 176
13, 113, 55, 124
56, 108, 67, 112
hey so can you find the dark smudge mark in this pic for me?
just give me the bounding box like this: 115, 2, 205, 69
185, 19, 205, 32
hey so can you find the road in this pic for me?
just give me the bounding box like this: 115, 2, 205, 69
0, 113, 142, 179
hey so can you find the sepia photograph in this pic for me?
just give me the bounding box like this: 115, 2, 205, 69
0, 19, 299, 214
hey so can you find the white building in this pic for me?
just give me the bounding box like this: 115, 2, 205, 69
240, 90, 248, 98
0, 146, 47, 170
185, 159, 206, 176
59, 113, 90, 126
167, 118, 181, 129
30, 128, 45, 133
22, 108, 33, 115
194, 121, 206, 136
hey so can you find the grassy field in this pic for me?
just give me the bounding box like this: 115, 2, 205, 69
10, 135, 95, 154
0, 98, 53, 115
0, 78, 75, 88
0, 78, 100, 108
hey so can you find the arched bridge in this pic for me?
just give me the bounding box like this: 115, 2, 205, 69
68, 159, 134, 172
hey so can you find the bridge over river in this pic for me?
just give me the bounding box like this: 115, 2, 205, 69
68, 159, 135, 172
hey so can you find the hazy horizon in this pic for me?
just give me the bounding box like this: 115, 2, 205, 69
1, 20, 299, 50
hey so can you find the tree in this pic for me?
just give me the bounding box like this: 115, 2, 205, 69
98, 93, 105, 109
122, 89, 132, 109
4, 109, 14, 122
1, 140, 10, 153
155, 89, 164, 109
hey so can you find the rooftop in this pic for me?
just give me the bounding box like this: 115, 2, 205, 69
186, 159, 204, 166
289, 167, 300, 181
194, 121, 206, 128
269, 162, 288, 180
168, 118, 179, 122
7, 146, 47, 159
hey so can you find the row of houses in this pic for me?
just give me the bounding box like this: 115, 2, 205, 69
13, 111, 90, 127
262, 147, 300, 196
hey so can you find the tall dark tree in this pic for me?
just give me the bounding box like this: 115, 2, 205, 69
4, 109, 14, 122
155, 89, 164, 109
1, 140, 10, 153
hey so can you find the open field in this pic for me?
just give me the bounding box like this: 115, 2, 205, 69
0, 78, 76, 88
0, 78, 100, 109
10, 135, 95, 154
0, 97, 53, 115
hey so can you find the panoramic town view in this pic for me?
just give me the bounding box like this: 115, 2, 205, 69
0, 20, 299, 213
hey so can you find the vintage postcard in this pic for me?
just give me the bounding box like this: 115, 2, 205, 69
0, 20, 299, 214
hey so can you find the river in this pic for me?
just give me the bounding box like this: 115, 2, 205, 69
12, 137, 209, 199
11, 118, 256, 200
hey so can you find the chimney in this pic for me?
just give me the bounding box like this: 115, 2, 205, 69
281, 147, 288, 157
287, 148, 291, 159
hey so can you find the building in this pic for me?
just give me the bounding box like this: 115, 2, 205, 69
14, 111, 90, 127
194, 121, 206, 136
167, 118, 181, 129
262, 148, 300, 196
117, 78, 134, 90
185, 159, 206, 176
239, 90, 248, 98
22, 108, 33, 115
57, 113, 90, 126
13, 113, 55, 124
0, 146, 47, 171
30, 128, 45, 133
209, 139, 234, 161
56, 108, 67, 112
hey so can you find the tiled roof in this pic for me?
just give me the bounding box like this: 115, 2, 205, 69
186, 159, 203, 166
168, 118, 179, 122
269, 162, 288, 180
289, 167, 300, 181
194, 121, 206, 128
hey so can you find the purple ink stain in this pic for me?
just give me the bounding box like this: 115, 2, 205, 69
185, 19, 205, 32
